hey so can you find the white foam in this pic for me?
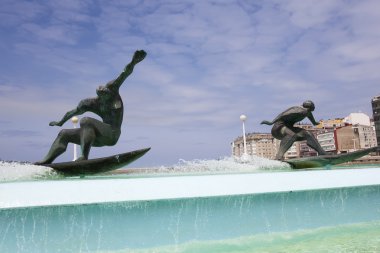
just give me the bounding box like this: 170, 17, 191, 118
0, 156, 288, 182
0, 161, 58, 182
124, 156, 289, 176
177, 155, 287, 172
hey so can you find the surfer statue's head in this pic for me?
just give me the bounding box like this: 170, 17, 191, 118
96, 85, 113, 99
302, 100, 315, 111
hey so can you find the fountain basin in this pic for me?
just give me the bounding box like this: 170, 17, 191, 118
1, 167, 380, 252
1, 168, 380, 209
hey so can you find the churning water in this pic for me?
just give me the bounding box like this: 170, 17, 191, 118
0, 156, 287, 182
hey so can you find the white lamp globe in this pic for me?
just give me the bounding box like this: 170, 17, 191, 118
71, 116, 79, 124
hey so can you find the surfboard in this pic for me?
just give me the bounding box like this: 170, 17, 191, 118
285, 146, 378, 169
41, 148, 151, 176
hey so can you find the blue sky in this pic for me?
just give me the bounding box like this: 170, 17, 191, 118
0, 0, 379, 167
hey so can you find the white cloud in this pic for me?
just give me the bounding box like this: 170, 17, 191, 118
282, 0, 342, 28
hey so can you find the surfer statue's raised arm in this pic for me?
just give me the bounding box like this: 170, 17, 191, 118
35, 50, 146, 165
106, 50, 146, 92
261, 100, 327, 160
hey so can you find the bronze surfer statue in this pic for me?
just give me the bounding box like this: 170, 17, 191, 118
36, 50, 146, 164
261, 100, 327, 160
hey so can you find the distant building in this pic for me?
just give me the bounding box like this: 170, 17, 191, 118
317, 130, 337, 153
355, 125, 378, 149
372, 95, 380, 148
316, 118, 345, 129
335, 126, 358, 152
232, 133, 279, 159
343, 112, 371, 126
335, 124, 377, 153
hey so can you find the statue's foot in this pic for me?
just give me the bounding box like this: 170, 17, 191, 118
75, 156, 88, 162
34, 161, 46, 165
34, 159, 52, 165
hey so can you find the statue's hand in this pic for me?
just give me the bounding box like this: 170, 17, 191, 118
261, 120, 272, 125
49, 121, 62, 127
132, 50, 147, 64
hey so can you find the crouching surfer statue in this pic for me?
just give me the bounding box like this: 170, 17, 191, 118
261, 100, 327, 160
35, 50, 146, 165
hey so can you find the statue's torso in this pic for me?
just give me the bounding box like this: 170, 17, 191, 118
98, 95, 124, 128
81, 94, 123, 129
276, 106, 308, 126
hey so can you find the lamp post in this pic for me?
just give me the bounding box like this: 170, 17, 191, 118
240, 114, 249, 161
71, 116, 79, 161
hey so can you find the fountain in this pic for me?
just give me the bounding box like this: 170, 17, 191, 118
1, 160, 380, 252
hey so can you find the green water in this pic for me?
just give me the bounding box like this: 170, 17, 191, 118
99, 221, 380, 253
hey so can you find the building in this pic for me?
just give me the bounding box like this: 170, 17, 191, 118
355, 125, 378, 149
343, 112, 371, 126
317, 130, 337, 153
335, 124, 377, 153
335, 126, 357, 152
316, 118, 345, 129
232, 133, 279, 159
372, 95, 380, 148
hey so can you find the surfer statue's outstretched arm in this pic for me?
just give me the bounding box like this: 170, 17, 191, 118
261, 116, 279, 125
307, 111, 319, 126
49, 110, 76, 127
106, 50, 147, 91
261, 111, 287, 125
49, 99, 95, 127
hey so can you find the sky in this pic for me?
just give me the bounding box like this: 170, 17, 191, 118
0, 0, 379, 167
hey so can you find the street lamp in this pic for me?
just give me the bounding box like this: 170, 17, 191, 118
352, 138, 357, 151
71, 116, 79, 161
240, 114, 249, 161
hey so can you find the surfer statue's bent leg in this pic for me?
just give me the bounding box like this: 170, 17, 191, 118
300, 130, 327, 156
36, 128, 81, 164
272, 124, 327, 160
272, 123, 299, 160
77, 117, 121, 161
35, 118, 120, 164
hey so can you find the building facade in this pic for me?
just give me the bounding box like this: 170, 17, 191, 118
372, 95, 380, 148
343, 112, 371, 126
316, 118, 345, 129
317, 130, 337, 153
335, 124, 377, 153
355, 125, 378, 149
232, 133, 279, 159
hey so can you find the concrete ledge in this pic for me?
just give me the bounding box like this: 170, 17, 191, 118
1, 168, 380, 209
